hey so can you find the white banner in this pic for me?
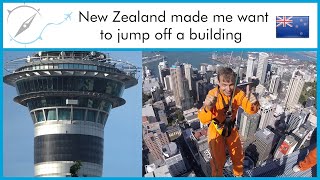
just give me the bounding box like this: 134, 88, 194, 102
3, 3, 317, 48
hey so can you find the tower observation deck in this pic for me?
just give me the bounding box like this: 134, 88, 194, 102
3, 51, 139, 177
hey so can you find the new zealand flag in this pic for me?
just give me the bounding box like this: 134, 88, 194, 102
276, 16, 309, 38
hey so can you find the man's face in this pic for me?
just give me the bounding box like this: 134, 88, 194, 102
218, 76, 235, 97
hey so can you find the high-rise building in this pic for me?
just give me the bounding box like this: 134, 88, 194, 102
258, 101, 276, 129
265, 64, 272, 87
305, 107, 317, 127
284, 70, 305, 110
151, 86, 161, 101
144, 164, 172, 177
269, 75, 280, 95
144, 130, 170, 164
255, 84, 266, 99
162, 142, 188, 176
183, 108, 200, 130
305, 96, 316, 108
192, 128, 208, 152
164, 75, 172, 91
253, 128, 275, 165
276, 65, 284, 78
142, 104, 157, 123
239, 65, 245, 81
145, 66, 152, 78
166, 126, 182, 141
160, 68, 170, 85
195, 80, 214, 107
199, 149, 212, 177
246, 53, 258, 80
286, 108, 310, 132
158, 60, 169, 85
292, 122, 314, 150
170, 63, 193, 110
157, 110, 169, 125
256, 52, 269, 85
239, 112, 261, 147
143, 76, 160, 94
3, 51, 138, 177
200, 64, 207, 74
184, 63, 193, 90
274, 135, 298, 159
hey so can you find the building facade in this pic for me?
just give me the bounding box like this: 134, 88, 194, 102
256, 52, 269, 85
239, 112, 261, 147
253, 128, 275, 165
163, 142, 188, 176
170, 63, 193, 110
284, 70, 305, 110
269, 75, 280, 95
246, 53, 257, 80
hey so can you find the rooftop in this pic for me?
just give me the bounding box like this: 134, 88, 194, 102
193, 129, 207, 140
144, 165, 172, 177
162, 142, 178, 158
5, 51, 138, 75
4, 51, 139, 89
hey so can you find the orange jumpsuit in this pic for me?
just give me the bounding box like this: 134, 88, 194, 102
298, 147, 317, 171
198, 87, 259, 177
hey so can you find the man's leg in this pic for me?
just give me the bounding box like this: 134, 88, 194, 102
208, 125, 226, 176
298, 148, 317, 171
226, 128, 244, 177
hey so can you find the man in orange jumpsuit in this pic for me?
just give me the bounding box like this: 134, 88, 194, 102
293, 147, 317, 172
198, 67, 260, 177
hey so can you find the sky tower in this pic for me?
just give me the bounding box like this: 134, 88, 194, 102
3, 51, 139, 177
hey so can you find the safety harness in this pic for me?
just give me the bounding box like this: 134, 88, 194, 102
211, 90, 235, 137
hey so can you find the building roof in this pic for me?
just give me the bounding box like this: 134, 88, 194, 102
200, 149, 212, 162
185, 114, 198, 121
142, 104, 156, 119
162, 142, 178, 158
144, 165, 172, 177
193, 129, 207, 140
255, 128, 274, 144
143, 77, 160, 93
142, 116, 148, 123
166, 126, 181, 133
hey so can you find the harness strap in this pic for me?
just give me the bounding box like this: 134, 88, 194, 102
218, 90, 235, 137
221, 114, 235, 137
219, 91, 229, 114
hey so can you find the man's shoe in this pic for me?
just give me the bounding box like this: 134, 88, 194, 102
292, 165, 301, 172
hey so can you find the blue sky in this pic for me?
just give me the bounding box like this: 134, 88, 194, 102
3, 51, 142, 177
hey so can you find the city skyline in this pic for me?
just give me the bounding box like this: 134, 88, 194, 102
142, 51, 317, 177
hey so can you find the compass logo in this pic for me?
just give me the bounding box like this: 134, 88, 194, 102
7, 5, 72, 45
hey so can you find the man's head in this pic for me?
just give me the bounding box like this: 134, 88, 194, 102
217, 67, 236, 97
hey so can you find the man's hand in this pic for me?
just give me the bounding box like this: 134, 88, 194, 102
246, 85, 258, 104
203, 89, 218, 110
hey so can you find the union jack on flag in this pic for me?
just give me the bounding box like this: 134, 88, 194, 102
276, 16, 309, 38
276, 16, 293, 27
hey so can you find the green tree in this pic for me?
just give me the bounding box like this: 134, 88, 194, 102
167, 116, 174, 126
299, 82, 317, 107
69, 160, 82, 177
175, 109, 184, 122
143, 93, 152, 104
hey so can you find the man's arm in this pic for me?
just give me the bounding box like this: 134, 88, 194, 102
239, 86, 260, 114
198, 88, 218, 124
